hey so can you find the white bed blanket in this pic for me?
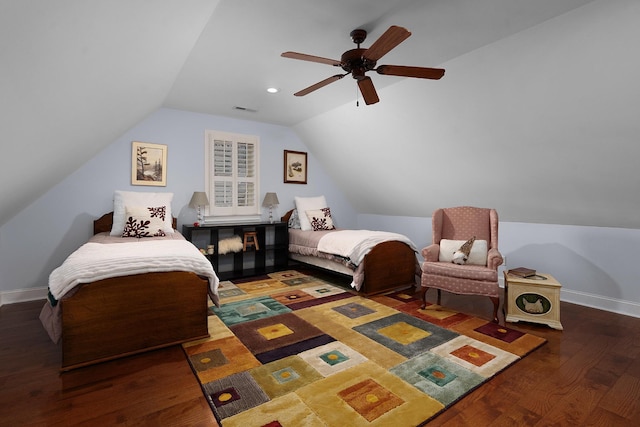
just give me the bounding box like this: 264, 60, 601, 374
317, 230, 417, 266
49, 240, 220, 305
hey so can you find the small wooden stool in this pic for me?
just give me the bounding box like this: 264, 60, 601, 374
243, 232, 259, 251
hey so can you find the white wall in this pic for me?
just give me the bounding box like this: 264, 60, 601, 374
359, 213, 640, 318
294, 0, 640, 229
0, 108, 355, 304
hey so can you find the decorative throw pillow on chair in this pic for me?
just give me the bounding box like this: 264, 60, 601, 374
452, 236, 476, 265
439, 237, 488, 265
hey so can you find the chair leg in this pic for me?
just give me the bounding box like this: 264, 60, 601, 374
437, 289, 442, 305
490, 296, 499, 323
420, 287, 428, 309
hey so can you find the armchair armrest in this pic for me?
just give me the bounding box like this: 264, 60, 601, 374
422, 244, 440, 262
487, 248, 503, 270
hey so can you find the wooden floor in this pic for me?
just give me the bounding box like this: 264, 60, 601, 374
1, 287, 639, 426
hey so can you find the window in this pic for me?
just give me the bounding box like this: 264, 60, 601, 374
204, 130, 260, 222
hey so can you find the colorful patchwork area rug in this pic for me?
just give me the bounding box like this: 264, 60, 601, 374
182, 270, 546, 426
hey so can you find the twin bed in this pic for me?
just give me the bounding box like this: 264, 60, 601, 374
282, 209, 419, 295
41, 193, 418, 371
39, 211, 220, 371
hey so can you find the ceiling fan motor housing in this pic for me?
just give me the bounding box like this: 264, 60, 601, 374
341, 48, 376, 79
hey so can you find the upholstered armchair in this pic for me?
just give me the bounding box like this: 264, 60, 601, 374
420, 206, 503, 322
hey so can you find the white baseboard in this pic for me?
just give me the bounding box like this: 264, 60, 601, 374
561, 288, 640, 319
0, 287, 48, 307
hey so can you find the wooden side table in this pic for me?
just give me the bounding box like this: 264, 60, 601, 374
503, 272, 563, 330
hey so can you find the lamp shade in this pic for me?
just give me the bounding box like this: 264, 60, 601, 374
262, 192, 279, 207
189, 191, 209, 208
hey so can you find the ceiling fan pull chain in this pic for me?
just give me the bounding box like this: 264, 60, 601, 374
356, 85, 360, 107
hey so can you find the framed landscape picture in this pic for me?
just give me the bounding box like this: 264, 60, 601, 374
132, 141, 167, 186
284, 150, 307, 184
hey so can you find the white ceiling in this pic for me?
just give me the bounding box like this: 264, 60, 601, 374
164, 0, 597, 126
0, 0, 601, 227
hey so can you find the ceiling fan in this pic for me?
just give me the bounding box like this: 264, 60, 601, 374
281, 25, 445, 105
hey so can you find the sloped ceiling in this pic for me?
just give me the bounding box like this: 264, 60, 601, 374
5, 0, 635, 229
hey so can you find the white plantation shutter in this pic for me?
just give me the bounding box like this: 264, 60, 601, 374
205, 131, 260, 220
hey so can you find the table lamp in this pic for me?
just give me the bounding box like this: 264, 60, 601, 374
262, 192, 279, 223
189, 191, 209, 222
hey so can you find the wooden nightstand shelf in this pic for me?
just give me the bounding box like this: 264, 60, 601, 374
183, 222, 288, 280
504, 271, 563, 330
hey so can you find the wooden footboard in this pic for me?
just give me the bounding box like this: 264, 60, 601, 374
61, 271, 209, 371
361, 240, 417, 295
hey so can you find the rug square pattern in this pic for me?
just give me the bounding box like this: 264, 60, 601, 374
338, 378, 405, 422
217, 280, 247, 299
430, 335, 520, 378
213, 296, 291, 327
221, 392, 326, 427
296, 361, 444, 427
474, 321, 525, 343
390, 351, 485, 406
202, 371, 270, 420
183, 271, 546, 426
354, 312, 459, 358
280, 276, 316, 286
286, 291, 353, 310
249, 355, 323, 399
236, 278, 289, 294
184, 336, 261, 384
396, 300, 472, 328
293, 307, 407, 370
230, 312, 325, 355
256, 334, 336, 365
451, 316, 548, 357
305, 295, 399, 328
270, 289, 316, 305
301, 283, 349, 298
332, 302, 376, 319
267, 270, 310, 281
298, 341, 368, 377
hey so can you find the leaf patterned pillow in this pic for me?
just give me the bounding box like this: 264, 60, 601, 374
305, 207, 335, 231
122, 206, 167, 238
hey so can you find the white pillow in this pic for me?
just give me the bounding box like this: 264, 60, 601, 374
438, 239, 488, 266
294, 195, 327, 231
122, 206, 167, 238
110, 191, 174, 236
305, 207, 335, 231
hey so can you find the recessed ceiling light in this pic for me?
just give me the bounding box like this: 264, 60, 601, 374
267, 87, 279, 93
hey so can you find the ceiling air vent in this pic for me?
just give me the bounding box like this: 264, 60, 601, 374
233, 106, 258, 113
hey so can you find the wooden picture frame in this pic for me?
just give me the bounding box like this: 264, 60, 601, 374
284, 150, 307, 184
132, 141, 167, 186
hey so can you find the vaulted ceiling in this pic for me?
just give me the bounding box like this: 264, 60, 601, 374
5, 0, 637, 229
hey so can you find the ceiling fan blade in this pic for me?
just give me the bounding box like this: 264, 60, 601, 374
281, 51, 341, 66
357, 76, 379, 105
363, 25, 411, 62
376, 65, 445, 80
294, 74, 346, 96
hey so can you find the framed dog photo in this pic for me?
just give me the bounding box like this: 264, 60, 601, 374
284, 150, 307, 184
132, 141, 167, 186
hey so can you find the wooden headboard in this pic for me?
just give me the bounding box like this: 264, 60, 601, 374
93, 212, 178, 235
281, 209, 294, 223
